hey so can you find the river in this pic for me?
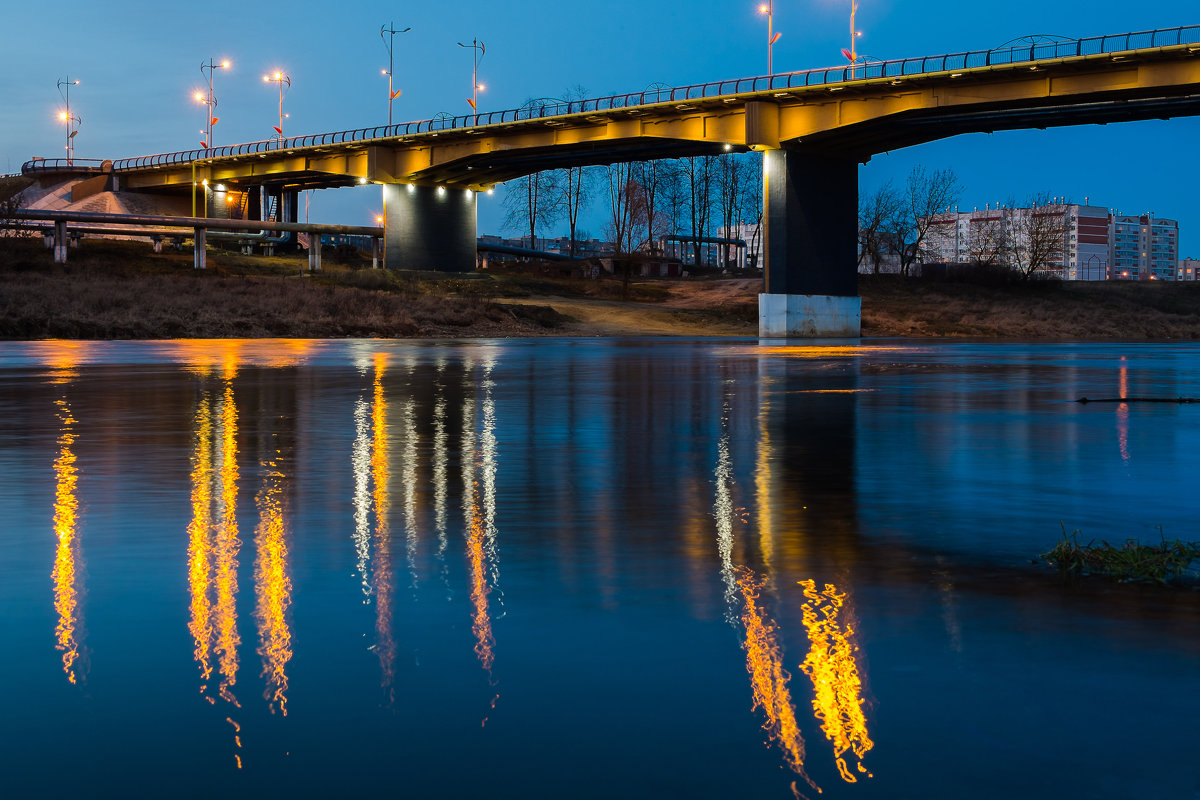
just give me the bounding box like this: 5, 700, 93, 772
1, 338, 1196, 798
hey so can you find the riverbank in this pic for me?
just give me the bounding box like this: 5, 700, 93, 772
3, 238, 1200, 339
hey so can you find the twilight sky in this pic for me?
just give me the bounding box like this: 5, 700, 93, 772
1, 0, 1196, 252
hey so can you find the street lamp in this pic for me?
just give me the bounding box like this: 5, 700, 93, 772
842, 1, 864, 68
456, 38, 486, 112
758, 3, 781, 75
56, 76, 80, 164
381, 22, 411, 127
198, 58, 230, 151
263, 71, 291, 144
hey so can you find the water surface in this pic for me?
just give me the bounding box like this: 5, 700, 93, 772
1, 338, 1197, 799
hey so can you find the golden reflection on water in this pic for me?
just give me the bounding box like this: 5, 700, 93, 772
716, 377, 874, 794
737, 567, 819, 795
461, 361, 500, 720
715, 392, 818, 795
51, 398, 85, 685
214, 378, 242, 708
188, 393, 216, 685
187, 370, 243, 767
371, 354, 397, 695
798, 580, 874, 783
254, 453, 292, 716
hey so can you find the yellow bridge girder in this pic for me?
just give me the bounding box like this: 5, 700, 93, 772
120, 43, 1200, 194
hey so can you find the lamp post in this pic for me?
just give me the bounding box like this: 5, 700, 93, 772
198, 58, 230, 151
381, 22, 411, 126
758, 3, 780, 75
843, 1, 864, 69
263, 71, 291, 144
56, 77, 80, 165
456, 38, 486, 112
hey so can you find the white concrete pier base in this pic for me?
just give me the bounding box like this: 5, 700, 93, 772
759, 293, 861, 338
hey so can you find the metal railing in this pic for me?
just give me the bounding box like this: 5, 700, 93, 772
21, 24, 1200, 176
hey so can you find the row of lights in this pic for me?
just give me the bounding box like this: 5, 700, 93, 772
57, 6, 862, 162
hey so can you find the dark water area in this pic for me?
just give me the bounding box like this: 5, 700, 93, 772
1, 338, 1197, 799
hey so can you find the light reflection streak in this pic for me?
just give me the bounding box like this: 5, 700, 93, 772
51, 397, 85, 685
214, 375, 242, 709
351, 398, 373, 599
401, 396, 419, 588
371, 355, 397, 695
714, 394, 739, 623
798, 580, 874, 783
461, 360, 500, 720
433, 390, 450, 574
737, 567, 817, 794
187, 367, 243, 767
714, 390, 818, 795
187, 391, 216, 686
480, 361, 500, 592
254, 451, 292, 716
1117, 358, 1130, 464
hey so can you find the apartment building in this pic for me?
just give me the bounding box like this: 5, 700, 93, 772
1109, 214, 1179, 280
922, 202, 1179, 280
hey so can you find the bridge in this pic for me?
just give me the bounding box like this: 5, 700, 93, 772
22, 25, 1200, 337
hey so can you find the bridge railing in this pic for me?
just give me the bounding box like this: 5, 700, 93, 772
25, 24, 1199, 176
19, 158, 110, 174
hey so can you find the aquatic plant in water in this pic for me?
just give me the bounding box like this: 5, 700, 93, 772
1042, 525, 1200, 585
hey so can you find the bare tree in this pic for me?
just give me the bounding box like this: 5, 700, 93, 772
604, 161, 639, 255
502, 171, 560, 249
683, 155, 716, 267
858, 181, 898, 274
965, 209, 1009, 267
1009, 192, 1068, 279
631, 160, 672, 254
714, 153, 747, 268
738, 155, 764, 269
557, 165, 593, 258
888, 166, 962, 276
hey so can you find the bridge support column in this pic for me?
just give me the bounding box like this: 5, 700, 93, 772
194, 227, 207, 270
53, 221, 67, 263
381, 184, 477, 272
760, 149, 861, 338
308, 233, 322, 272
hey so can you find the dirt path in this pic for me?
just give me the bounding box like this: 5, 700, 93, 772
497, 294, 756, 337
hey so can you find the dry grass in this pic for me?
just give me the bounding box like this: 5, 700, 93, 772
5, 237, 1200, 340
0, 239, 567, 339
861, 274, 1200, 338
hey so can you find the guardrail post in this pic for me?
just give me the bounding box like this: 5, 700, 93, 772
308, 233, 322, 272
194, 227, 207, 270
53, 220, 67, 263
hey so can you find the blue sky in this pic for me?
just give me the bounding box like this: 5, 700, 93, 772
1, 1, 1196, 253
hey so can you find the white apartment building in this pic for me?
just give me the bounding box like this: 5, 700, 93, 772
922, 202, 1179, 280
1178, 258, 1200, 281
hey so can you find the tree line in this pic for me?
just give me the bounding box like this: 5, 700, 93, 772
502, 148, 763, 268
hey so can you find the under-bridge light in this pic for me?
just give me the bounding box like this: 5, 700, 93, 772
406, 184, 415, 194
215, 184, 225, 191
437, 186, 446, 196
358, 177, 368, 184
